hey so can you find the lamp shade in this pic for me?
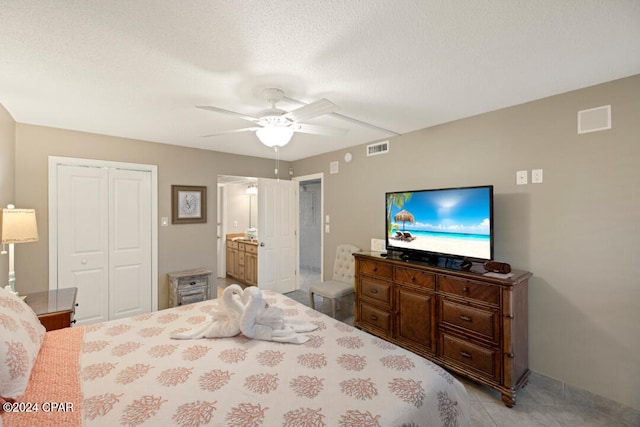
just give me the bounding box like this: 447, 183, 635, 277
256, 126, 293, 148
0, 209, 39, 244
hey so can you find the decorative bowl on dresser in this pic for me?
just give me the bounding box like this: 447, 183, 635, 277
353, 252, 532, 407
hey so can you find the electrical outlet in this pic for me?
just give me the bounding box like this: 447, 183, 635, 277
516, 170, 528, 185
532, 169, 543, 184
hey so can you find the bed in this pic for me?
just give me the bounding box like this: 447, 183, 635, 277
1, 286, 470, 427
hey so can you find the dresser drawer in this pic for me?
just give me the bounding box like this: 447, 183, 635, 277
394, 266, 435, 289
440, 333, 500, 382
358, 259, 392, 279
177, 277, 208, 289
227, 240, 239, 249
359, 277, 392, 306
245, 244, 258, 254
179, 292, 207, 305
238, 251, 245, 266
359, 302, 392, 335
439, 298, 499, 344
438, 276, 500, 306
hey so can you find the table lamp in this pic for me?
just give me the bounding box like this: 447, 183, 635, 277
0, 205, 39, 296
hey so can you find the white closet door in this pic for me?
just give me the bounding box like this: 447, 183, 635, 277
109, 169, 152, 320
58, 165, 110, 324
57, 165, 152, 325
257, 178, 297, 293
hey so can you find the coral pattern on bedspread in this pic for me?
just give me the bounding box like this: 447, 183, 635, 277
5, 290, 470, 426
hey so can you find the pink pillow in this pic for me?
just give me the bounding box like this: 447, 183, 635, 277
0, 286, 46, 399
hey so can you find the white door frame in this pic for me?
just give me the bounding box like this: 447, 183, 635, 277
293, 173, 324, 282
47, 156, 159, 312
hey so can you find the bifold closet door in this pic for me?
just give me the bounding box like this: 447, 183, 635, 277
57, 165, 152, 325
108, 168, 152, 320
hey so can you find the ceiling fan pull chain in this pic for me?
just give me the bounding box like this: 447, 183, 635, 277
274, 147, 280, 182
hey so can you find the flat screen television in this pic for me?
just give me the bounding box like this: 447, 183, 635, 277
385, 185, 494, 262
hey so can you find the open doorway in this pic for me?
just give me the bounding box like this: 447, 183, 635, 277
217, 175, 297, 294
294, 173, 323, 292
216, 175, 258, 280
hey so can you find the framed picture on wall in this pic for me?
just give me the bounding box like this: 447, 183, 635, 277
172, 185, 207, 224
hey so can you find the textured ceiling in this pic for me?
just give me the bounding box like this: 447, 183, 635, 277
1, 1, 639, 161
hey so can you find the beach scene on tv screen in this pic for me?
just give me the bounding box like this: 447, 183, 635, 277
387, 187, 491, 259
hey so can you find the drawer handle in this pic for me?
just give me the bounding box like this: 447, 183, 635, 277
370, 315, 378, 321
460, 351, 472, 359
462, 287, 469, 293
372, 267, 378, 272
459, 315, 472, 322
190, 281, 197, 286
410, 276, 416, 281
370, 288, 378, 294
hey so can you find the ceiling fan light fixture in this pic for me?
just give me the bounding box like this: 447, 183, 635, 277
256, 126, 293, 148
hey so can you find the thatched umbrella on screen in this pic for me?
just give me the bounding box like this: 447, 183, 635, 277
394, 209, 415, 232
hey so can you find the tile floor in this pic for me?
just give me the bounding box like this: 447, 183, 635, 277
217, 270, 639, 427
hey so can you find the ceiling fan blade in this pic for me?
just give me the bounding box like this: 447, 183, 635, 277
284, 98, 339, 123
294, 123, 348, 136
196, 105, 260, 123
202, 127, 261, 138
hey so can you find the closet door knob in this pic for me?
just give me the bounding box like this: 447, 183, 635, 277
81, 259, 87, 265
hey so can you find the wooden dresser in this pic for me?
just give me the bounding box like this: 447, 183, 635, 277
353, 252, 532, 407
226, 236, 258, 286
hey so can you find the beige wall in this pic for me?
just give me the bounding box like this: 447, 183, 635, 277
12, 124, 289, 309
293, 75, 640, 410
0, 104, 16, 286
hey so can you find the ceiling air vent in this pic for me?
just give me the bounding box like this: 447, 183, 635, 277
366, 140, 389, 157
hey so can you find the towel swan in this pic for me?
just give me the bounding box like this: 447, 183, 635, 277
239, 287, 317, 344
171, 284, 246, 339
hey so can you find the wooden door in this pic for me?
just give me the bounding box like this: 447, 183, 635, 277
57, 165, 110, 324
245, 251, 258, 286
108, 168, 152, 320
257, 178, 297, 293
394, 286, 436, 354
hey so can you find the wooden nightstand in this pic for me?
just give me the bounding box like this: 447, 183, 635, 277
167, 269, 212, 307
24, 288, 78, 331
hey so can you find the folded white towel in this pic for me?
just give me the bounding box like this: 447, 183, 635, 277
239, 287, 318, 344
171, 284, 245, 339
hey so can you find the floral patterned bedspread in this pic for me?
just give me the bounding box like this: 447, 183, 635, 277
24, 290, 471, 426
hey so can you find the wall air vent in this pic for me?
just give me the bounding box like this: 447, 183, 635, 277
366, 140, 389, 157
578, 105, 611, 134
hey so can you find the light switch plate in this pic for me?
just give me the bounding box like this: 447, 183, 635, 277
516, 170, 528, 185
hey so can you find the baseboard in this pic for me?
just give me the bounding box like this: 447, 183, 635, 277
529, 370, 639, 425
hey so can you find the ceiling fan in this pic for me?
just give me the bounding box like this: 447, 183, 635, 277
197, 88, 348, 148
